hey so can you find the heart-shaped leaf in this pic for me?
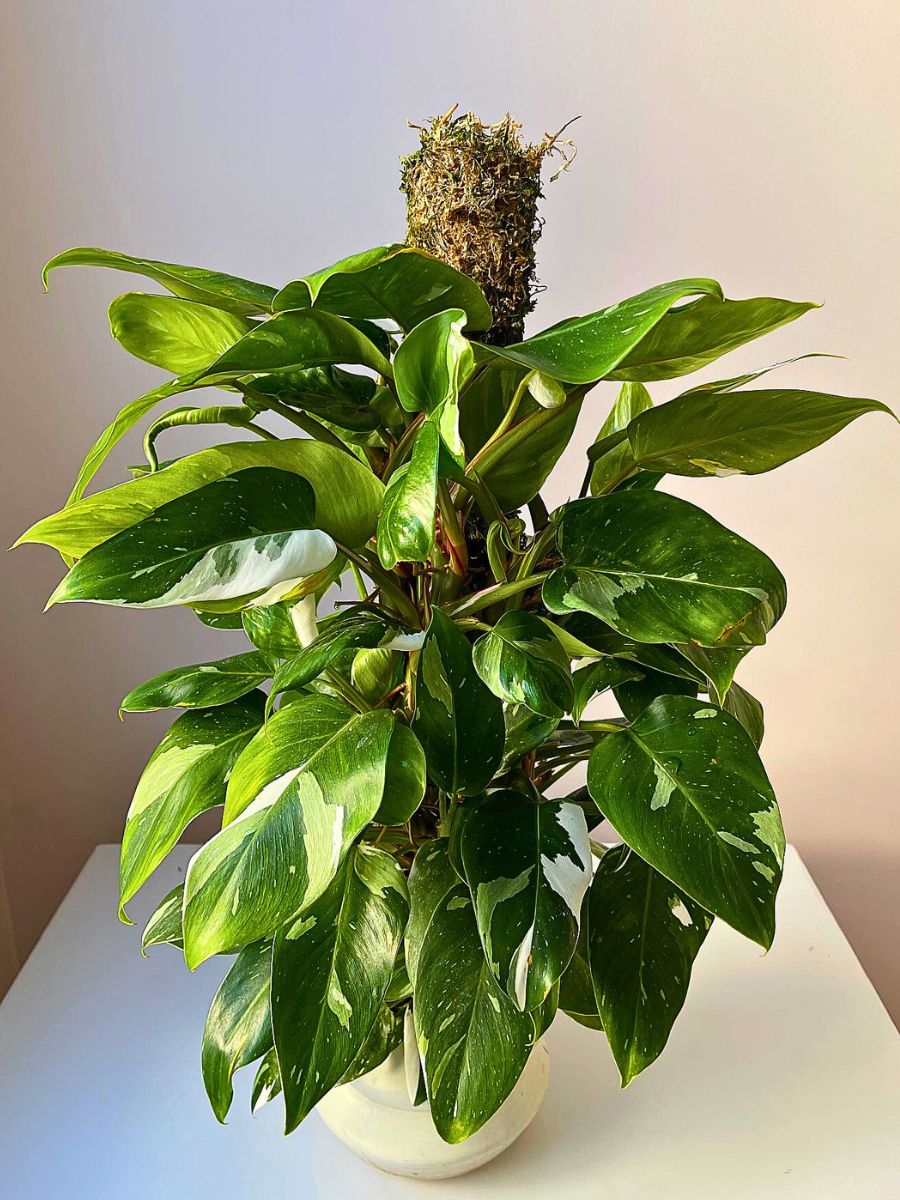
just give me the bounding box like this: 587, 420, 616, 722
273, 244, 492, 332
393, 308, 474, 464
43, 246, 276, 315
108, 293, 257, 374
473, 610, 574, 718
119, 694, 263, 918
272, 844, 408, 1132
545, 493, 786, 648
121, 651, 272, 712
609, 295, 816, 381
587, 845, 712, 1085
460, 791, 592, 1010
412, 608, 505, 795
202, 940, 273, 1122
587, 695, 784, 947
49, 468, 337, 610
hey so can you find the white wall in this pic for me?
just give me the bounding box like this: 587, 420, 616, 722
1, 0, 897, 1015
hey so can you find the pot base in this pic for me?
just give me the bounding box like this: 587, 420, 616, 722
316, 1042, 549, 1180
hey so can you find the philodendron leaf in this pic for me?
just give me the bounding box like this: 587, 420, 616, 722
471, 395, 583, 512
251, 1048, 282, 1115
376, 420, 440, 568
195, 309, 392, 384
242, 602, 302, 657
460, 791, 593, 1011
587, 695, 785, 948
500, 704, 559, 771
374, 722, 427, 825
183, 697, 396, 967
251, 366, 379, 432
121, 651, 272, 712
18, 439, 384, 557
393, 308, 474, 464
405, 838, 459, 987
571, 659, 644, 722
108, 293, 257, 374
49, 468, 337, 611
544, 493, 786, 648
625, 388, 894, 477
478, 278, 722, 384
118, 694, 263, 918
43, 246, 276, 316
268, 606, 405, 708
472, 610, 574, 719
413, 882, 535, 1144
589, 381, 653, 495
722, 680, 765, 748
141, 883, 184, 954
609, 295, 817, 381
337, 1005, 403, 1085
675, 643, 751, 704
272, 244, 492, 332
412, 608, 505, 795
202, 940, 273, 1123
613, 667, 698, 722
558, 891, 601, 1030
272, 844, 409, 1133
587, 845, 712, 1085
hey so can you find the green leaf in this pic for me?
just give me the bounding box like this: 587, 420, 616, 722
545, 493, 786, 648
559, 615, 708, 684
338, 1006, 403, 1085
241, 602, 302, 657
474, 396, 583, 512
108, 293, 256, 374
19, 439, 383, 558
251, 366, 379, 432
119, 695, 263, 917
140, 883, 184, 954
49, 468, 337, 611
675, 643, 750, 703
625, 388, 895, 477
351, 646, 403, 705
413, 882, 535, 1144
558, 891, 601, 1030
202, 940, 273, 1122
722, 680, 765, 747
121, 651, 272, 712
251, 1048, 282, 1114
587, 695, 784, 948
376, 421, 440, 568
500, 704, 559, 771
406, 838, 459, 987
273, 244, 492, 332
460, 791, 592, 1011
183, 697, 396, 967
393, 308, 474, 464
613, 667, 697, 721
587, 845, 712, 1085
375, 722, 427, 825
571, 659, 644, 722
477, 278, 722, 384
610, 295, 817, 381
268, 606, 404, 708
589, 382, 653, 494
473, 610, 574, 718
412, 608, 505, 795
43, 246, 276, 316
196, 309, 391, 384
272, 844, 408, 1132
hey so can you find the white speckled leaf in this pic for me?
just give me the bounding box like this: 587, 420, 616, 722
121, 651, 272, 712
472, 610, 574, 718
545, 492, 786, 649
201, 939, 273, 1122
587, 694, 784, 948
587, 845, 712, 1085
182, 698, 397, 967
393, 307, 474, 465
460, 791, 592, 1011
413, 882, 535, 1144
271, 845, 408, 1132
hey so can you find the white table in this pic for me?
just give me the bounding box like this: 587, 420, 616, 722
1, 845, 898, 1199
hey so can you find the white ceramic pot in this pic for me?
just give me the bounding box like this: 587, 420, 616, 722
316, 1041, 550, 1180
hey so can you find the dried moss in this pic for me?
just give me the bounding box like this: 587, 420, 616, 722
401, 108, 575, 345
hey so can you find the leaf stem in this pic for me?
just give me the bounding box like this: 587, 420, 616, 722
241, 386, 356, 457
337, 544, 421, 627
445, 571, 549, 618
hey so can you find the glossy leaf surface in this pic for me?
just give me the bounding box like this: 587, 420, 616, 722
545, 493, 786, 648
588, 845, 712, 1084
411, 608, 504, 795
405, 838, 459, 987
121, 651, 272, 712
472, 610, 574, 718
273, 244, 492, 332
393, 308, 474, 464
587, 695, 784, 947
272, 845, 408, 1132
140, 883, 184, 954
119, 695, 263, 917
460, 791, 592, 1010
589, 381, 653, 494
202, 940, 273, 1122
474, 397, 583, 512
571, 659, 644, 722
108, 293, 256, 374
376, 421, 440, 568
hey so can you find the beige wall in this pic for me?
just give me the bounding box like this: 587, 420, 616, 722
1, 1, 897, 1015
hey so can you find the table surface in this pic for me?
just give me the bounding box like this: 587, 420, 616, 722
1, 845, 898, 1199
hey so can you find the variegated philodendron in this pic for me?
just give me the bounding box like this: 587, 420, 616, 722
20, 221, 892, 1144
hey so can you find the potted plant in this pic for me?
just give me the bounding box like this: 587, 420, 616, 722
17, 110, 892, 1179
